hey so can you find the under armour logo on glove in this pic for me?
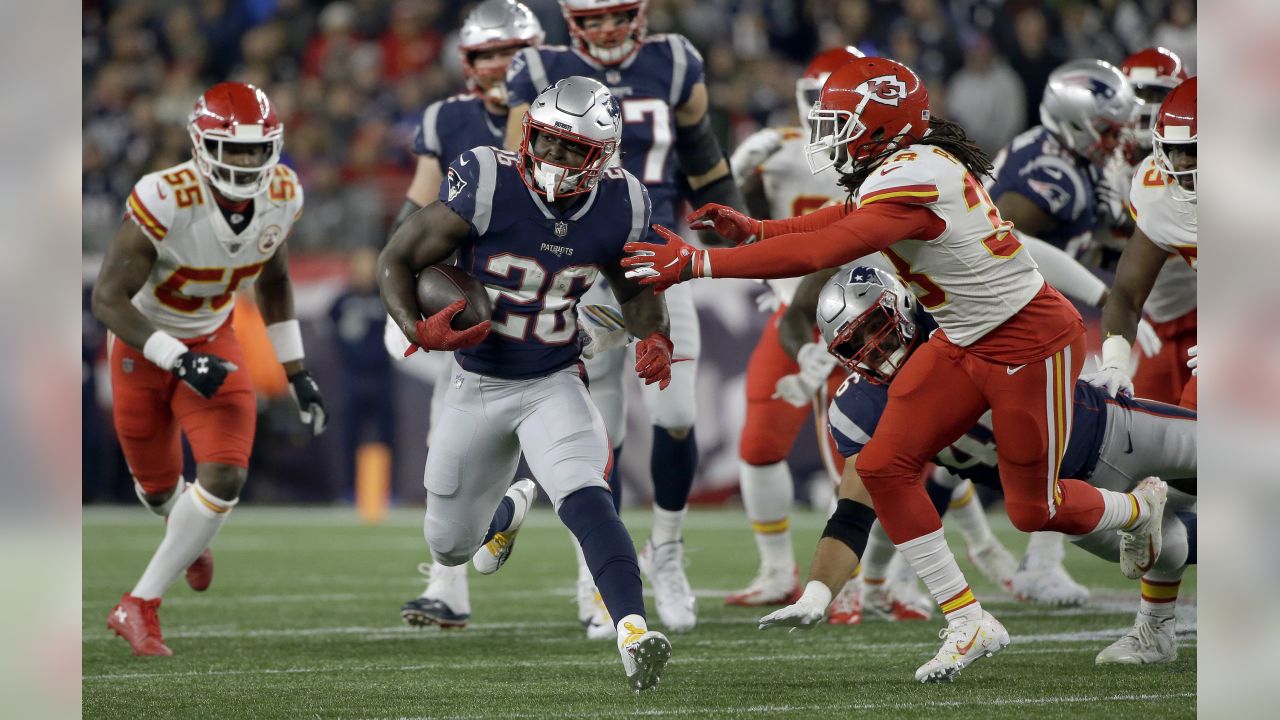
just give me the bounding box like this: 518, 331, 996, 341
173, 351, 238, 399
287, 370, 327, 436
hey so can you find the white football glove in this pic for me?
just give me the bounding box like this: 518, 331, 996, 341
577, 303, 632, 360
759, 581, 832, 631
773, 342, 837, 407
1135, 318, 1163, 358
728, 127, 785, 186
755, 285, 781, 314
1080, 336, 1135, 398
1096, 152, 1134, 226
1187, 344, 1197, 376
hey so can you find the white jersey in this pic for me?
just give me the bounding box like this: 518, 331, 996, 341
125, 160, 303, 337
854, 147, 1045, 347
746, 127, 846, 303
1128, 153, 1198, 271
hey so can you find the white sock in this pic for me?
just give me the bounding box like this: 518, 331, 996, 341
134, 479, 185, 517
422, 561, 470, 612
1022, 531, 1067, 570
1094, 488, 1143, 531
945, 480, 996, 549
860, 520, 897, 583
895, 528, 981, 622
132, 481, 236, 600
1138, 567, 1183, 624
650, 506, 686, 546
571, 534, 593, 584
740, 461, 794, 570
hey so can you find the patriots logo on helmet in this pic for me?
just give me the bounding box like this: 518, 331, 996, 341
855, 76, 908, 107
848, 266, 885, 286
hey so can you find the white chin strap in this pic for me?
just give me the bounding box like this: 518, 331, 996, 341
534, 162, 568, 202
588, 37, 634, 64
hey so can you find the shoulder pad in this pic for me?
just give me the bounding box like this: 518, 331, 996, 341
857, 149, 953, 207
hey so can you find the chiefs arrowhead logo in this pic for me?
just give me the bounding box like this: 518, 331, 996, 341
855, 75, 909, 107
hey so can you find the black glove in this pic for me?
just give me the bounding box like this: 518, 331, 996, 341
287, 370, 327, 435
172, 352, 238, 399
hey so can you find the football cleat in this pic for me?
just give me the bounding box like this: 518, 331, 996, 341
827, 577, 862, 625
915, 610, 1010, 683
724, 564, 802, 607
862, 581, 932, 622
1011, 563, 1090, 606
1095, 617, 1177, 665
576, 579, 614, 641
618, 622, 672, 692
185, 547, 214, 592
107, 594, 173, 657
1120, 478, 1168, 580
967, 539, 1018, 593
403, 562, 471, 627
639, 539, 697, 632
472, 479, 537, 575
400, 597, 470, 629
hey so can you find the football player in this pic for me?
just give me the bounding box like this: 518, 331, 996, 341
623, 57, 1168, 681
500, 0, 750, 633
379, 77, 674, 691
394, 0, 546, 635
1118, 49, 1197, 406
92, 82, 325, 656
984, 58, 1155, 605
759, 267, 1196, 667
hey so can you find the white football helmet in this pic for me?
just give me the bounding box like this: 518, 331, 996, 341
816, 266, 919, 384
559, 0, 647, 65
518, 76, 622, 201
1039, 59, 1137, 167
459, 0, 544, 102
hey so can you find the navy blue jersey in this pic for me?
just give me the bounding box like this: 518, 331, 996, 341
987, 126, 1100, 256
411, 94, 507, 166
505, 36, 704, 229
441, 145, 651, 379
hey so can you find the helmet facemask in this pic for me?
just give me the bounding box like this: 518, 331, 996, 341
806, 98, 918, 179
190, 130, 282, 200
828, 290, 917, 385
564, 5, 643, 65
1154, 134, 1196, 202
464, 42, 529, 108
520, 116, 615, 202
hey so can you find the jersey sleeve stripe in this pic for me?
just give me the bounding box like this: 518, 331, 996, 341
420, 101, 443, 156
827, 401, 871, 446
625, 173, 646, 244
524, 49, 549, 99
859, 184, 941, 206
667, 35, 686, 107
127, 190, 167, 240
472, 149, 498, 235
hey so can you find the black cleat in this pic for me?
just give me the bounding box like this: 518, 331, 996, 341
401, 597, 470, 629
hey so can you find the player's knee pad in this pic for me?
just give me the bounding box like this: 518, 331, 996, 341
853, 443, 924, 492
1004, 500, 1051, 533
821, 498, 878, 558
424, 517, 479, 567
196, 463, 248, 502
134, 478, 184, 516
738, 426, 791, 466
130, 468, 184, 498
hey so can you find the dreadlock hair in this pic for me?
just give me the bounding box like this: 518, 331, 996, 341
837, 116, 994, 200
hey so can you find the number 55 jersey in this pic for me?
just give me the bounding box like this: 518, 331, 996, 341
125, 160, 303, 337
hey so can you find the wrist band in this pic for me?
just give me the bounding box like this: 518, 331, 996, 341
142, 331, 187, 371
266, 319, 305, 363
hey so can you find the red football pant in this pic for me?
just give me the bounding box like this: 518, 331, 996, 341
740, 306, 846, 469
110, 319, 257, 495
855, 332, 1104, 544
1134, 309, 1196, 405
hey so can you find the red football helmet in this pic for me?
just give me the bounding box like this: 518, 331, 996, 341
1153, 76, 1196, 202
805, 57, 930, 176
187, 82, 282, 200
559, 0, 647, 65
795, 46, 865, 127
1120, 47, 1188, 148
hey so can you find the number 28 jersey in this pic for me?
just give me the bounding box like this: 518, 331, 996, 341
855, 148, 1051, 349
125, 160, 303, 338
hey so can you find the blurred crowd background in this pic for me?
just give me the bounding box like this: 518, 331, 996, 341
81, 0, 1196, 507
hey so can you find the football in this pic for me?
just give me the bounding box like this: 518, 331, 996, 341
415, 265, 493, 330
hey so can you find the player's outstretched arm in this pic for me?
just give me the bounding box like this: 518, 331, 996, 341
761, 458, 878, 630
377, 200, 472, 347
90, 220, 162, 351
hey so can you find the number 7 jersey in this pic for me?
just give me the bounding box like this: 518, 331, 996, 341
125, 160, 303, 338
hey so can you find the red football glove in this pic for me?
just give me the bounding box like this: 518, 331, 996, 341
621, 224, 710, 293
404, 299, 491, 355
686, 203, 763, 246
634, 332, 674, 390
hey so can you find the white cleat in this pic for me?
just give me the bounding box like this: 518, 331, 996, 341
968, 539, 1019, 593
639, 539, 697, 632
471, 479, 536, 575
618, 622, 672, 692
576, 579, 614, 641
915, 610, 1010, 683
1095, 617, 1177, 665
401, 562, 471, 628
1011, 563, 1090, 606
723, 564, 801, 607
1120, 478, 1169, 580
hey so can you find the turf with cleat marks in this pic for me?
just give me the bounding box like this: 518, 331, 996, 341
83, 507, 1196, 719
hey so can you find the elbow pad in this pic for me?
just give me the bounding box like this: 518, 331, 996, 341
387, 199, 424, 246
821, 498, 878, 558
674, 114, 726, 177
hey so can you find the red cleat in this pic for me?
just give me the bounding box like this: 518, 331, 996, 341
827, 578, 863, 625
186, 548, 213, 592
107, 594, 173, 657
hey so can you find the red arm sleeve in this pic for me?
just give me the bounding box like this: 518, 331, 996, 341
761, 202, 851, 237
705, 202, 945, 280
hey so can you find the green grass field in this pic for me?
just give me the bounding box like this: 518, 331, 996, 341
83, 506, 1195, 719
